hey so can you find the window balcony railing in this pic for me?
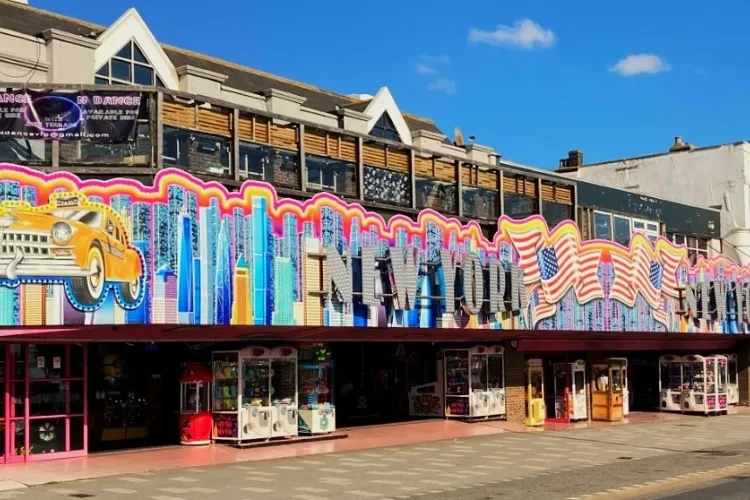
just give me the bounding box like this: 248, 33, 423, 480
462, 186, 499, 220
239, 141, 299, 190
163, 126, 230, 177
305, 154, 357, 198
415, 177, 457, 215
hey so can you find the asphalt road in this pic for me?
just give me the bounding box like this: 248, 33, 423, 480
8, 413, 750, 499
660, 476, 750, 499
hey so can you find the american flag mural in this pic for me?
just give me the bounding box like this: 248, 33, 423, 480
500, 217, 729, 331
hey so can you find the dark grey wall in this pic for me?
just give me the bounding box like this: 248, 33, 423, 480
576, 180, 720, 238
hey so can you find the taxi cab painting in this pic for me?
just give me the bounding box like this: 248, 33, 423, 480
0, 194, 144, 308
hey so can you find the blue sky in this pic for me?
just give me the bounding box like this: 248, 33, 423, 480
33, 0, 750, 168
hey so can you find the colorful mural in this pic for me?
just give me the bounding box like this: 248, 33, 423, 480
0, 163, 743, 333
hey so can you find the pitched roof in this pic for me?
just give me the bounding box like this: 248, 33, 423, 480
0, 0, 443, 136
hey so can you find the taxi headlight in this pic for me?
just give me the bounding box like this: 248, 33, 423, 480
0, 214, 16, 228
51, 222, 73, 245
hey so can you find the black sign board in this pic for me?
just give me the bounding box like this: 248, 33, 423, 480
0, 90, 144, 142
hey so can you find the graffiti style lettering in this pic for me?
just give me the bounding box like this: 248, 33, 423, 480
0, 163, 745, 333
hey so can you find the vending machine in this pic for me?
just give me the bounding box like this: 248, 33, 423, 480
241, 346, 274, 441
551, 360, 587, 423
269, 346, 298, 438
178, 363, 212, 445
525, 358, 545, 427
591, 359, 625, 422
298, 344, 336, 435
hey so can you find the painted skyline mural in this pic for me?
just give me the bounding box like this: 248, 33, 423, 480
0, 162, 743, 334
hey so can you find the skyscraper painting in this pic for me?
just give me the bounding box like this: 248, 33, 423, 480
0, 162, 739, 334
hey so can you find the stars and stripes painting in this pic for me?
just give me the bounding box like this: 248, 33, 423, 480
501, 217, 699, 330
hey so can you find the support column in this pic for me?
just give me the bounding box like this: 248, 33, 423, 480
738, 339, 750, 405
504, 344, 525, 424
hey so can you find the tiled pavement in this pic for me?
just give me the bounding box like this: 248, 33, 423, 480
8, 413, 750, 499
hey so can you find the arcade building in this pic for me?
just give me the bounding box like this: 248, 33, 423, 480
0, 0, 745, 463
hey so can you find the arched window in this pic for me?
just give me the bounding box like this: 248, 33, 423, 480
95, 39, 164, 86
370, 112, 401, 142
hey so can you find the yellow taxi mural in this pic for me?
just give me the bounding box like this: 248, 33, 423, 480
0, 194, 144, 307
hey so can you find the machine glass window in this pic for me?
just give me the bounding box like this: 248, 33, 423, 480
529, 371, 543, 399
610, 368, 622, 392
574, 371, 585, 395
592, 366, 609, 391
487, 356, 503, 389
181, 383, 199, 414
554, 365, 566, 398
705, 359, 716, 393
470, 355, 488, 392
718, 361, 727, 392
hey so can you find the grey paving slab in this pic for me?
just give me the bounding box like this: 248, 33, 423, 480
10, 413, 750, 499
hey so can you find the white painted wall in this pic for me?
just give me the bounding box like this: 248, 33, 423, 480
0, 29, 48, 83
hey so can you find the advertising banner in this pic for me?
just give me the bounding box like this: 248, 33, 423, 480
0, 90, 144, 142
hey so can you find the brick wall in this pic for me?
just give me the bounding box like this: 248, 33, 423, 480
505, 346, 525, 424
738, 339, 750, 405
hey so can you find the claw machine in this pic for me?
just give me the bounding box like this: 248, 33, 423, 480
681, 355, 728, 414
469, 346, 492, 418
591, 359, 625, 422
525, 358, 545, 427
408, 357, 444, 418
212, 351, 240, 441
298, 344, 336, 435
179, 363, 212, 445
487, 346, 505, 417
551, 360, 587, 422
726, 354, 739, 405
240, 346, 273, 440
269, 347, 298, 438
659, 355, 683, 412
610, 357, 630, 415
444, 349, 470, 417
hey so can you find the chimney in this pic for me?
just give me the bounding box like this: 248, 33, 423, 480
557, 149, 584, 173
669, 136, 694, 153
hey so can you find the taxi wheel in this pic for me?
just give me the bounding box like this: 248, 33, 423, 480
119, 276, 141, 303
70, 244, 106, 306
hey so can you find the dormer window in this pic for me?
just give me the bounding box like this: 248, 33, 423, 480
370, 112, 401, 142
95, 39, 164, 86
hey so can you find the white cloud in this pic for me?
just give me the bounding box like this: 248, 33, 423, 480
427, 79, 457, 94
416, 55, 450, 75
416, 63, 438, 75
468, 19, 556, 49
609, 54, 670, 77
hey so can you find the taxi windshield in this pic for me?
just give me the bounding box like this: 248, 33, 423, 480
51, 209, 104, 229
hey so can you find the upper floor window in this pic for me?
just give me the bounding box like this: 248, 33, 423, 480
95, 40, 164, 87
594, 211, 659, 246
668, 233, 709, 265
370, 112, 401, 142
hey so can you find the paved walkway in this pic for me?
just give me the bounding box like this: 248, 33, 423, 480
5, 412, 750, 499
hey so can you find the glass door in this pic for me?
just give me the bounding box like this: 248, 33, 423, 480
5, 344, 87, 462
7, 344, 26, 463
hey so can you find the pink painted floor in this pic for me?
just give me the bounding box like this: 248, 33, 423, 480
0, 411, 735, 486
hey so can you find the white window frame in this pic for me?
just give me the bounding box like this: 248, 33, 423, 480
593, 210, 613, 240
631, 217, 660, 243
669, 233, 709, 264
593, 211, 660, 245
